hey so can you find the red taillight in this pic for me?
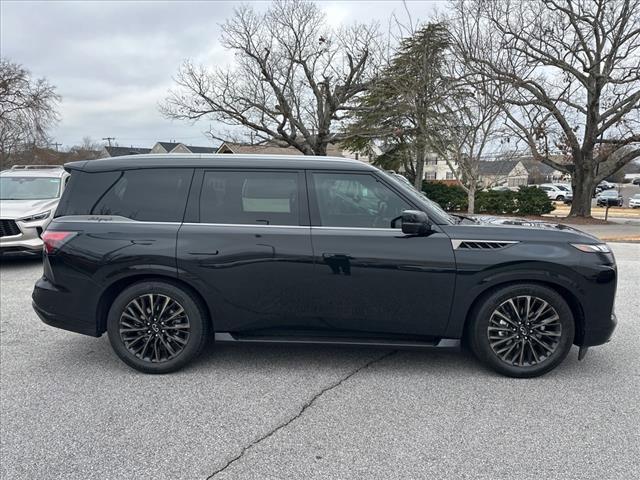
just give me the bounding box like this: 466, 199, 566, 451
42, 231, 76, 254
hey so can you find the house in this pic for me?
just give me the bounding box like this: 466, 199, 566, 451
478, 160, 529, 188
99, 146, 151, 158
150, 142, 218, 154
423, 153, 460, 182
216, 141, 346, 158
519, 156, 567, 183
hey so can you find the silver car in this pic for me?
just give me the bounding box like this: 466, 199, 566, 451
0, 165, 69, 254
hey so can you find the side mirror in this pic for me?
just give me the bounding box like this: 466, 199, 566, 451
401, 210, 431, 236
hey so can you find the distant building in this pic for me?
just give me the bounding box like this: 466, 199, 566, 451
478, 160, 529, 188
151, 142, 218, 154
99, 146, 151, 158
217, 140, 373, 161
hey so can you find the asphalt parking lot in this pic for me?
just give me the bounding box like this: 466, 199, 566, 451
1, 244, 639, 480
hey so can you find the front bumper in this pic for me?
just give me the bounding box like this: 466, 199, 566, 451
0, 217, 50, 252
579, 313, 617, 347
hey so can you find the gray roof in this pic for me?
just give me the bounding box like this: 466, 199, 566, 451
478, 160, 519, 175
185, 145, 218, 154
157, 142, 180, 152
104, 146, 151, 157
520, 158, 558, 175
66, 153, 370, 173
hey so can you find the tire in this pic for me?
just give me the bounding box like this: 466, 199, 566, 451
468, 284, 574, 378
556, 195, 564, 201
107, 281, 210, 373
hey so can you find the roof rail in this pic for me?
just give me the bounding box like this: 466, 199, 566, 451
10, 165, 63, 170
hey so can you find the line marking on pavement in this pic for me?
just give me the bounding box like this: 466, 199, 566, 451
205, 349, 397, 479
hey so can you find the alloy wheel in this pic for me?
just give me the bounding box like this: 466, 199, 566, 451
119, 294, 191, 363
487, 295, 562, 367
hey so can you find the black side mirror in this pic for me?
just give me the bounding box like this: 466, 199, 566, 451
401, 210, 431, 236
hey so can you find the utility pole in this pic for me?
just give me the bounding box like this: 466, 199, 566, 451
102, 137, 116, 147
50, 142, 62, 151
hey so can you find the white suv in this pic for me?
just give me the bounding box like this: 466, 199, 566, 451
0, 165, 69, 254
538, 183, 573, 203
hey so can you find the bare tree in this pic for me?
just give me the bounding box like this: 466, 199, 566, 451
451, 0, 640, 217
430, 70, 508, 213
161, 0, 381, 155
0, 60, 60, 168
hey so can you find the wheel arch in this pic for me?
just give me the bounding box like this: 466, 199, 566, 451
461, 280, 585, 346
96, 274, 212, 335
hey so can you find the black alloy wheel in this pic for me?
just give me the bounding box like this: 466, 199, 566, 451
107, 281, 210, 373
469, 284, 574, 378
119, 294, 191, 363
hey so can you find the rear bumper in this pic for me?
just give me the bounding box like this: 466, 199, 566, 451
32, 276, 101, 337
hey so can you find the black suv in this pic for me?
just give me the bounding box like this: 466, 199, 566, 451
32, 155, 617, 377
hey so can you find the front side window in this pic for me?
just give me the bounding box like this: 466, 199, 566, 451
0, 177, 61, 200
200, 171, 300, 225
312, 172, 411, 228
92, 169, 192, 222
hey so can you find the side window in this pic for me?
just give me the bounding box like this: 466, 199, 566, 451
312, 172, 411, 228
91, 169, 192, 222
200, 171, 300, 225
55, 171, 121, 217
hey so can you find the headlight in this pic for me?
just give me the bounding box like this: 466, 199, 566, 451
571, 243, 611, 253
19, 210, 51, 222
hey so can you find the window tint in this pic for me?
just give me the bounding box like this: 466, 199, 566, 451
91, 169, 192, 221
312, 173, 411, 228
200, 171, 300, 225
55, 171, 121, 217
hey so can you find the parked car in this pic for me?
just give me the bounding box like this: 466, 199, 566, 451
633, 178, 640, 186
538, 183, 573, 202
33, 154, 617, 378
0, 166, 69, 254
597, 180, 616, 191
629, 194, 640, 208
596, 190, 624, 207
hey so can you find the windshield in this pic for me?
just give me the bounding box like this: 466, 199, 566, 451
0, 176, 61, 200
378, 170, 455, 224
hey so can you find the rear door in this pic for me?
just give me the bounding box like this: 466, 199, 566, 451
176, 169, 317, 334
306, 170, 456, 337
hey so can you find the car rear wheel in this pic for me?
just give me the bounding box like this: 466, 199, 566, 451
556, 195, 565, 201
468, 284, 574, 378
107, 281, 210, 373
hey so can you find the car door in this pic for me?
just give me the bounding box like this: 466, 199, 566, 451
176, 169, 317, 334
306, 170, 456, 338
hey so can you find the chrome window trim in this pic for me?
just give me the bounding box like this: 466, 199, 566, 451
182, 222, 310, 229
312, 226, 401, 232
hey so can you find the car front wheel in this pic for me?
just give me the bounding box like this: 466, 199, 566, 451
468, 284, 574, 378
107, 281, 210, 373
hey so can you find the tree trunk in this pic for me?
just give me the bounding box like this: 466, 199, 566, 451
467, 185, 476, 214
569, 163, 595, 217
414, 144, 425, 190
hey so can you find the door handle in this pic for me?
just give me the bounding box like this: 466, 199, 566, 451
188, 250, 219, 256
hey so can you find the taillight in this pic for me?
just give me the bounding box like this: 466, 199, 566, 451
42, 231, 76, 254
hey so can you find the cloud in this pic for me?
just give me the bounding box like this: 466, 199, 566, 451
1, 0, 443, 148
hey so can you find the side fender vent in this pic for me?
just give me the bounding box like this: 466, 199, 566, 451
452, 240, 519, 250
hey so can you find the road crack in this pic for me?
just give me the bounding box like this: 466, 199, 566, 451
206, 349, 397, 479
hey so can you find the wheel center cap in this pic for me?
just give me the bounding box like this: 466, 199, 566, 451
152, 324, 160, 333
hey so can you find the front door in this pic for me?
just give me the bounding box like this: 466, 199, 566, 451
307, 171, 456, 337
177, 169, 317, 334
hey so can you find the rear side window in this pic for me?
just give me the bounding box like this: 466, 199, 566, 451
199, 171, 300, 225
55, 171, 121, 217
56, 169, 192, 222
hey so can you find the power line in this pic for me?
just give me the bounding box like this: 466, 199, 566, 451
102, 137, 116, 147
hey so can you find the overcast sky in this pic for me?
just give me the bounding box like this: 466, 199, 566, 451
1, 0, 445, 149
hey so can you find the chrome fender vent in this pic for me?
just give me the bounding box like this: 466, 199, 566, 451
451, 240, 519, 250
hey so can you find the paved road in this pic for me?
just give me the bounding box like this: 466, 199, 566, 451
1, 245, 639, 480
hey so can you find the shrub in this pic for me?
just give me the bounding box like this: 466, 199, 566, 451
475, 190, 518, 214
421, 182, 468, 211
515, 186, 555, 215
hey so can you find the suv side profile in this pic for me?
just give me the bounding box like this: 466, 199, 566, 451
32, 155, 617, 378
1, 165, 69, 254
